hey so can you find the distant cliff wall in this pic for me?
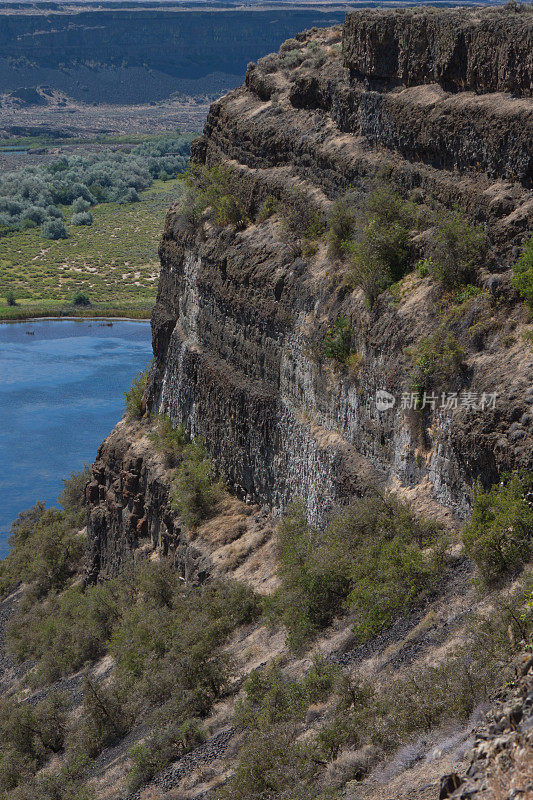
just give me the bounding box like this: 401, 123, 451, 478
0, 7, 346, 103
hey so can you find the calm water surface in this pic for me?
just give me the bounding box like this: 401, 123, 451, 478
0, 319, 153, 557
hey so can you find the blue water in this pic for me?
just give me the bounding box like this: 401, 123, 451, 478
0, 319, 153, 557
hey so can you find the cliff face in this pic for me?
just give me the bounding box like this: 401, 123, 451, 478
0, 6, 346, 103
87, 5, 533, 578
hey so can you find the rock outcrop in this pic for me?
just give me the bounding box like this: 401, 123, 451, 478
88, 5, 533, 577
442, 652, 533, 800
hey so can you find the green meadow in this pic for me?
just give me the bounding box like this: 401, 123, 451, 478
0, 178, 182, 320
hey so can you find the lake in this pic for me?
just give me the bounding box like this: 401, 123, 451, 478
0, 319, 153, 557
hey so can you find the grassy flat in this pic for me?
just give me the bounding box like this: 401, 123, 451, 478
0, 178, 182, 320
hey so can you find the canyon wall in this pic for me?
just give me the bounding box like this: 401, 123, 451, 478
0, 5, 345, 103
87, 5, 533, 579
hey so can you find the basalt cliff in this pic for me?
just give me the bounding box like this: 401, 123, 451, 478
74, 6, 533, 800
88, 3, 532, 581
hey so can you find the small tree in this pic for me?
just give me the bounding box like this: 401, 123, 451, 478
72, 196, 91, 214
6, 291, 16, 307
323, 316, 353, 363
171, 442, 222, 528
513, 234, 533, 309
327, 196, 357, 258
124, 367, 149, 420
72, 292, 91, 307
429, 208, 487, 289
463, 473, 533, 585
41, 219, 67, 240
71, 211, 93, 226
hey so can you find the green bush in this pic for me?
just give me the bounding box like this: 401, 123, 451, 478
110, 575, 260, 714
225, 584, 532, 800
6, 772, 95, 800
218, 725, 317, 800
58, 464, 91, 526
463, 473, 533, 585
77, 678, 132, 757
72, 291, 91, 307
340, 499, 444, 642
71, 211, 93, 227
0, 504, 85, 599
350, 218, 410, 307
513, 234, 533, 308
408, 329, 466, 396
171, 442, 223, 528
149, 414, 188, 466
124, 365, 149, 420
127, 720, 205, 793
41, 219, 67, 240
267, 502, 348, 650
71, 197, 91, 214
270, 497, 443, 650
257, 195, 279, 223
235, 657, 337, 732
323, 316, 353, 363
326, 195, 357, 258
181, 164, 248, 230
214, 194, 247, 227
348, 184, 414, 306
6, 291, 16, 307
281, 189, 326, 239
1, 549, 260, 792
428, 208, 487, 289
280, 49, 306, 68
7, 582, 122, 684
0, 693, 68, 792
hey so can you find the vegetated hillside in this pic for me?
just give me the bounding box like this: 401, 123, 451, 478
0, 5, 532, 800
0, 4, 347, 103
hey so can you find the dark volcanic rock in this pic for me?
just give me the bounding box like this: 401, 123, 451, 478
343, 5, 533, 96
88, 7, 533, 577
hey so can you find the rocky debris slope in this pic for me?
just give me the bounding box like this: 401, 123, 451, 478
442, 652, 533, 800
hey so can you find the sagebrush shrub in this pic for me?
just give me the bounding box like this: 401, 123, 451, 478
41, 218, 67, 240
462, 473, 533, 585
428, 207, 487, 289
513, 234, 533, 308
270, 497, 443, 650
323, 316, 353, 363
408, 329, 466, 395
149, 414, 187, 466
124, 366, 149, 420
326, 195, 357, 258
71, 211, 93, 226
348, 184, 414, 305
171, 441, 223, 528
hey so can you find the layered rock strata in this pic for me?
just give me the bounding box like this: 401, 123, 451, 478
88, 5, 533, 576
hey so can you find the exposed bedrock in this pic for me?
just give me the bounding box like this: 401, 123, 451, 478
88, 7, 533, 576
342, 5, 533, 97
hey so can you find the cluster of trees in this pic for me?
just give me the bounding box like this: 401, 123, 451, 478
0, 133, 193, 240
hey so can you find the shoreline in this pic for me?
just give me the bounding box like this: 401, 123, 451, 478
0, 315, 152, 325
0, 303, 153, 323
